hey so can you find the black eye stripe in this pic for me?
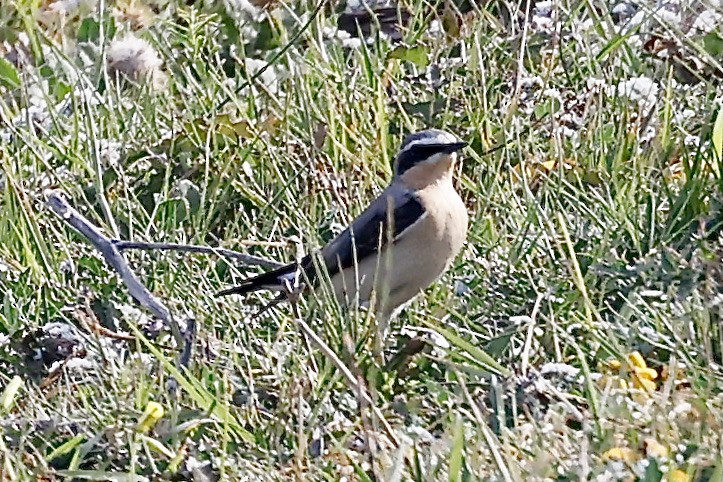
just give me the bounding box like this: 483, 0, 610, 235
395, 144, 449, 175
412, 144, 449, 156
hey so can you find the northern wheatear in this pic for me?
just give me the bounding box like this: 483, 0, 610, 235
217, 129, 469, 319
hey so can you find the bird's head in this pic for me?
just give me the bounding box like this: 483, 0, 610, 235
393, 129, 467, 186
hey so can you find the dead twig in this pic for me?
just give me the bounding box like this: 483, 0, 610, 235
178, 318, 196, 369
114, 240, 283, 269
73, 306, 136, 343
47, 190, 284, 393
46, 190, 185, 347
73, 303, 174, 350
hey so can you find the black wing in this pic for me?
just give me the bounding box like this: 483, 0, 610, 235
215, 260, 305, 297
216, 187, 424, 297
315, 187, 425, 279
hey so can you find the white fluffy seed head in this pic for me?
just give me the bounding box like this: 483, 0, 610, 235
107, 34, 163, 84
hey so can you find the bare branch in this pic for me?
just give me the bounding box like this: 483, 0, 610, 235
46, 190, 183, 346
113, 240, 283, 269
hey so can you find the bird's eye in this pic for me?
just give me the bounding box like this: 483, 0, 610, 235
415, 145, 449, 158
395, 144, 450, 175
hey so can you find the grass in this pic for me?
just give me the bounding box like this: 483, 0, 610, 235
1, 0, 723, 480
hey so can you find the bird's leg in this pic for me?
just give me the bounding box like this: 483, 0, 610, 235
283, 281, 303, 303
282, 265, 305, 304
286, 237, 306, 303
252, 272, 304, 321
252, 265, 306, 320
251, 293, 287, 320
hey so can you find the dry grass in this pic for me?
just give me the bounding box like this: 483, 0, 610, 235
1, 0, 723, 480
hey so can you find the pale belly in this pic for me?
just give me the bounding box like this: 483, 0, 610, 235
329, 191, 467, 317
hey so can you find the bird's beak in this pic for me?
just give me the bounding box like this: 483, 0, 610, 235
442, 141, 468, 154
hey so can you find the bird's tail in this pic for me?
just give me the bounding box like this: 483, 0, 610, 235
215, 262, 300, 297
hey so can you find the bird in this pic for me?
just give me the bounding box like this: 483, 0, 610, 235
217, 128, 469, 321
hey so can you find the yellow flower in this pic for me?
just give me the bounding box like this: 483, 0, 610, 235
602, 447, 637, 463
600, 352, 658, 395
643, 438, 668, 458
627, 351, 647, 369
635, 377, 657, 392
605, 359, 622, 370
136, 401, 165, 433
667, 469, 690, 482
627, 351, 658, 392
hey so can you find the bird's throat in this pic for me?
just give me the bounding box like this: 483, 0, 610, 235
399, 157, 454, 190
